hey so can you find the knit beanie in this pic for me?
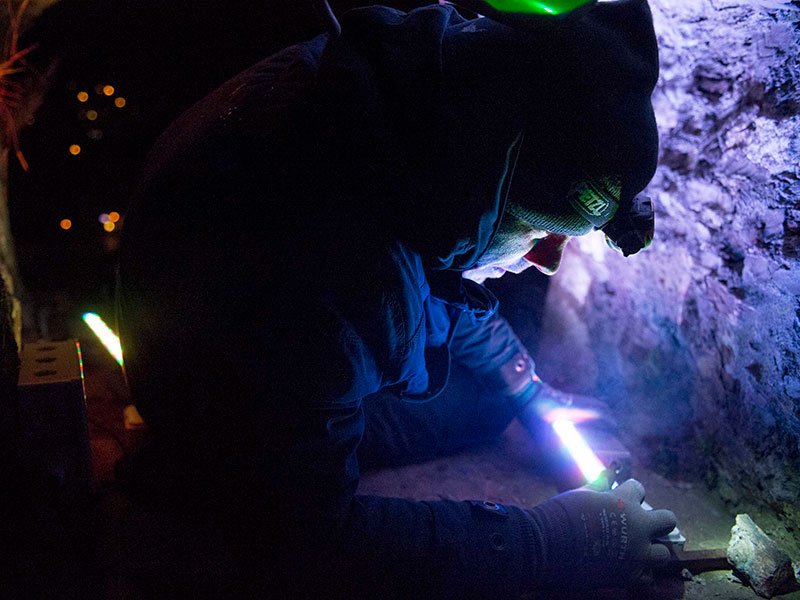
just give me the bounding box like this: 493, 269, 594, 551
473, 0, 660, 249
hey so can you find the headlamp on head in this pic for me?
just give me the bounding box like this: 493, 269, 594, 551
444, 0, 597, 30
481, 0, 595, 15
600, 193, 654, 257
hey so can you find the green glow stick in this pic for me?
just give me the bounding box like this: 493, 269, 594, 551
483, 0, 594, 15
83, 312, 124, 366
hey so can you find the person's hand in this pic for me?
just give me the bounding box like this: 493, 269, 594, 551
539, 479, 677, 588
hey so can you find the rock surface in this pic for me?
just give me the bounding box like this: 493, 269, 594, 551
531, 0, 800, 554
727, 513, 798, 598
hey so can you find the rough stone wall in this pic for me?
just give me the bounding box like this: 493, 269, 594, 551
536, 0, 800, 550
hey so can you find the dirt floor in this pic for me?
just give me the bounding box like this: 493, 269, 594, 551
74, 326, 800, 600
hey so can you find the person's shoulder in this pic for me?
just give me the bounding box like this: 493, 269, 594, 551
234, 34, 328, 92
339, 3, 463, 37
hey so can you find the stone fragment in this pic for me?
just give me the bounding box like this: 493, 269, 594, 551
700, 251, 722, 271
727, 514, 799, 598
761, 208, 785, 239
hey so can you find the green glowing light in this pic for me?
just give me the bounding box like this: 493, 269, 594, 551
75, 340, 85, 379
82, 312, 124, 366
483, 0, 594, 15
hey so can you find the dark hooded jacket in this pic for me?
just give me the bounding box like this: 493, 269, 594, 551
117, 2, 658, 597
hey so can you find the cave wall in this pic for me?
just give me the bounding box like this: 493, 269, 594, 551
536, 0, 800, 546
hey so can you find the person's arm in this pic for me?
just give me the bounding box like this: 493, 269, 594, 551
358, 360, 523, 469
273, 300, 674, 598
448, 301, 543, 412
359, 297, 541, 470
358, 294, 618, 470
281, 388, 675, 598
450, 300, 618, 430
263, 299, 545, 599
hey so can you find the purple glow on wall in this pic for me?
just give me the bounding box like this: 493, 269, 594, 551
536, 0, 800, 553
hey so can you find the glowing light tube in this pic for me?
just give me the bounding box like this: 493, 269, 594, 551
483, 0, 594, 16
551, 419, 606, 484
82, 312, 124, 366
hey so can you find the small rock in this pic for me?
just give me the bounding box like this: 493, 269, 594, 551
681, 568, 694, 581
700, 251, 722, 270
761, 208, 785, 238
695, 222, 711, 241
727, 514, 799, 598
743, 255, 772, 284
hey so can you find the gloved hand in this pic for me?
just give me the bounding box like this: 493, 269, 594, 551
535, 479, 677, 589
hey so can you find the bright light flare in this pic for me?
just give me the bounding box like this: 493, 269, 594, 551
537, 401, 600, 424
552, 419, 606, 484
82, 312, 124, 366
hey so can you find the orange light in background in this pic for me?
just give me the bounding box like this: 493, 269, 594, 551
114, 97, 126, 108
86, 109, 98, 121
59, 219, 72, 230
77, 91, 89, 102
103, 221, 116, 232
108, 211, 121, 223
102, 85, 115, 96
69, 144, 81, 155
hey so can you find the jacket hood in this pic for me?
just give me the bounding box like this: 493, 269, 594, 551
315, 0, 658, 271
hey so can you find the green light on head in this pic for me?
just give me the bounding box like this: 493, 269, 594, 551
482, 0, 594, 15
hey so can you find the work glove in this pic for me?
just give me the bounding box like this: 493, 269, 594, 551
535, 479, 677, 589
